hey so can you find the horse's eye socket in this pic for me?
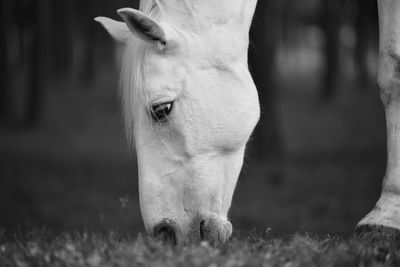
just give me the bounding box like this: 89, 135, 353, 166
151, 102, 173, 122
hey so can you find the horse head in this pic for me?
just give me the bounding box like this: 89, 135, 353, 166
96, 0, 259, 245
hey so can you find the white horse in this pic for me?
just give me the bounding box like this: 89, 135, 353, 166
96, 0, 400, 244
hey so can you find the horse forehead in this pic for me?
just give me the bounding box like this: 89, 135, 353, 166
147, 44, 236, 75
145, 27, 247, 82
191, 28, 247, 64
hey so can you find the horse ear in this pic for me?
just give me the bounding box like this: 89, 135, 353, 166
117, 8, 167, 47
95, 17, 130, 43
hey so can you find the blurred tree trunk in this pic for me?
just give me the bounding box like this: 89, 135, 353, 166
354, 0, 378, 88
321, 0, 341, 101
24, 0, 42, 126
0, 0, 9, 121
249, 0, 282, 160
16, 0, 25, 64
354, 0, 368, 87
51, 0, 72, 76
77, 0, 96, 83
40, 0, 51, 76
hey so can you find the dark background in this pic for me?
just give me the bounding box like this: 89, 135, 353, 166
0, 0, 385, 236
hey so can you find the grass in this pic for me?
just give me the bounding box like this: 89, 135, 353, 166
1, 229, 400, 267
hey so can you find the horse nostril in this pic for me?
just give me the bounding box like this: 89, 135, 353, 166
153, 221, 177, 245
200, 220, 206, 240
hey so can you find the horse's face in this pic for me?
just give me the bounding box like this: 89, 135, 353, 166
96, 6, 259, 245
135, 38, 260, 244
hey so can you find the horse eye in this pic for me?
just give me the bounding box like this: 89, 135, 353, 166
151, 102, 173, 122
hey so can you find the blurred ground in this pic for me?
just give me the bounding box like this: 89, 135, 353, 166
0, 55, 386, 236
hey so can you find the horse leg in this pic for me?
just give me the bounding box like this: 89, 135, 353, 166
357, 0, 400, 231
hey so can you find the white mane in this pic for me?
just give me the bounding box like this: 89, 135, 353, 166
120, 0, 195, 147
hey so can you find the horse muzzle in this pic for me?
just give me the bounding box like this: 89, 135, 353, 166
153, 215, 232, 245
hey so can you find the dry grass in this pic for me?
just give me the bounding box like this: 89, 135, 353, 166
1, 229, 400, 267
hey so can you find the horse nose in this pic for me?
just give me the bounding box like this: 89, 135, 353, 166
153, 220, 177, 245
